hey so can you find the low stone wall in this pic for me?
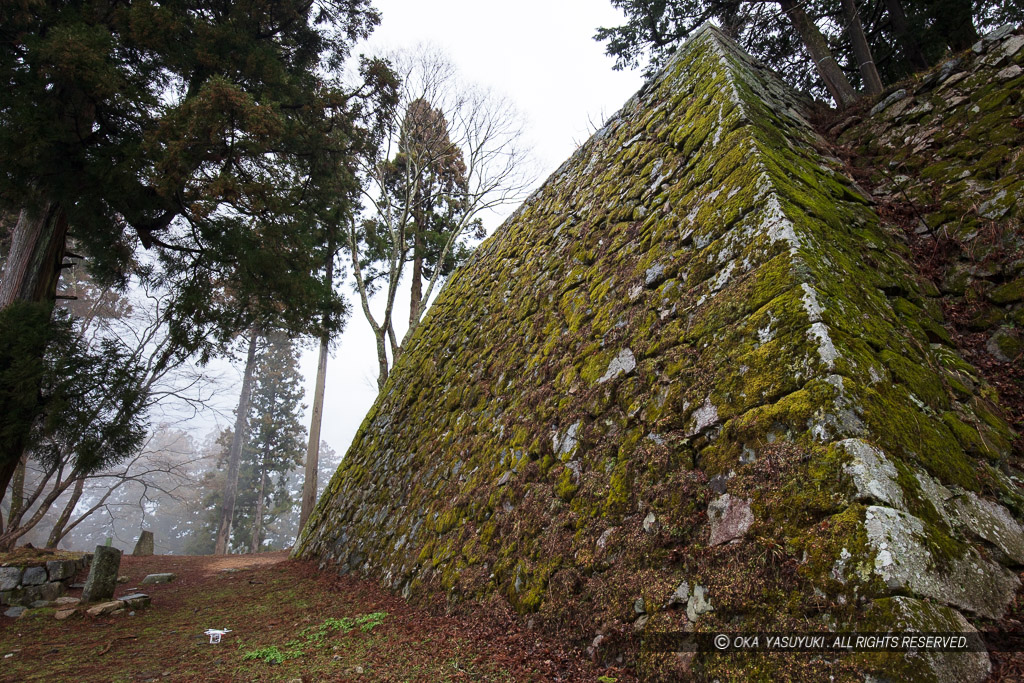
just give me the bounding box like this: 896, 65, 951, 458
0, 555, 92, 607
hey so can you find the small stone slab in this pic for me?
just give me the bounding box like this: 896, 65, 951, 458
53, 597, 80, 606
82, 545, 122, 603
86, 600, 124, 617
119, 593, 151, 609
4, 606, 26, 618
54, 608, 77, 620
140, 573, 175, 585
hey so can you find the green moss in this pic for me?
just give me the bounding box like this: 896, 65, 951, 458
297, 28, 1023, 683
554, 467, 578, 502
604, 461, 631, 517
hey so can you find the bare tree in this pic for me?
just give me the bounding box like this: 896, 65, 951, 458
44, 427, 204, 548
349, 46, 535, 391
0, 280, 222, 550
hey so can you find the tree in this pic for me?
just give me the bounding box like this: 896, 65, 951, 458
0, 278, 218, 548
235, 333, 307, 553
595, 0, 1024, 105
43, 426, 204, 550
0, 0, 393, 503
214, 331, 306, 553
213, 328, 259, 554
0, 306, 149, 548
350, 47, 533, 390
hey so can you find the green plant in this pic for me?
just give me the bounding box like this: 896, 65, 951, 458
241, 646, 292, 665
238, 612, 388, 666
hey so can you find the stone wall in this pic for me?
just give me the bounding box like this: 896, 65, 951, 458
0, 555, 91, 607
299, 24, 1023, 682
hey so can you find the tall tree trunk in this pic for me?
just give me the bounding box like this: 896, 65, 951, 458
884, 0, 929, 69
841, 0, 884, 95
0, 204, 69, 505
0, 203, 69, 310
251, 467, 266, 553
300, 333, 329, 532
215, 329, 260, 555
409, 231, 423, 327
299, 243, 334, 534
778, 0, 860, 108
6, 456, 27, 530
374, 331, 390, 392
46, 475, 84, 548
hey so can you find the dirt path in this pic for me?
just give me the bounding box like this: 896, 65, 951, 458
0, 552, 632, 682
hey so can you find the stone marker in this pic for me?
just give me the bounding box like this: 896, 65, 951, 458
140, 573, 175, 585
81, 545, 122, 603
132, 530, 154, 557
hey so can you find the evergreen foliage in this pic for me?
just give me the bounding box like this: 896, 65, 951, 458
596, 0, 1024, 95
0, 0, 396, 348
0, 301, 149, 480
233, 333, 307, 552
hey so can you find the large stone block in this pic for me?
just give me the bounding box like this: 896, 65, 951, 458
0, 567, 22, 591
21, 566, 47, 586
46, 560, 76, 582
81, 545, 122, 603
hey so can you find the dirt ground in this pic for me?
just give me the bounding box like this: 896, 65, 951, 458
0, 551, 634, 682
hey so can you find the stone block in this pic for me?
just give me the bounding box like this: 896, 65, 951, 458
132, 530, 155, 556
0, 567, 22, 591
46, 560, 76, 582
21, 566, 47, 586
38, 581, 63, 602
81, 545, 122, 603
10, 586, 41, 606
707, 494, 754, 546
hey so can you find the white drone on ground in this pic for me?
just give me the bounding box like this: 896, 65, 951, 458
204, 629, 231, 644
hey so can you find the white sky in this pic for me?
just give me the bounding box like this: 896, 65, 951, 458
233, 2, 644, 461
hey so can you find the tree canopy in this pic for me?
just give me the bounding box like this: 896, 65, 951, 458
0, 0, 397, 504
596, 0, 1024, 102
0, 0, 398, 340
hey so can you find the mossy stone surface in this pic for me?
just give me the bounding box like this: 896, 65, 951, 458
298, 24, 1023, 682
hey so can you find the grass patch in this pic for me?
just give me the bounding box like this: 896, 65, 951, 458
242, 612, 390, 666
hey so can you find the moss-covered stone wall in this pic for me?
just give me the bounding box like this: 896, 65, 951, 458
298, 25, 1023, 682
